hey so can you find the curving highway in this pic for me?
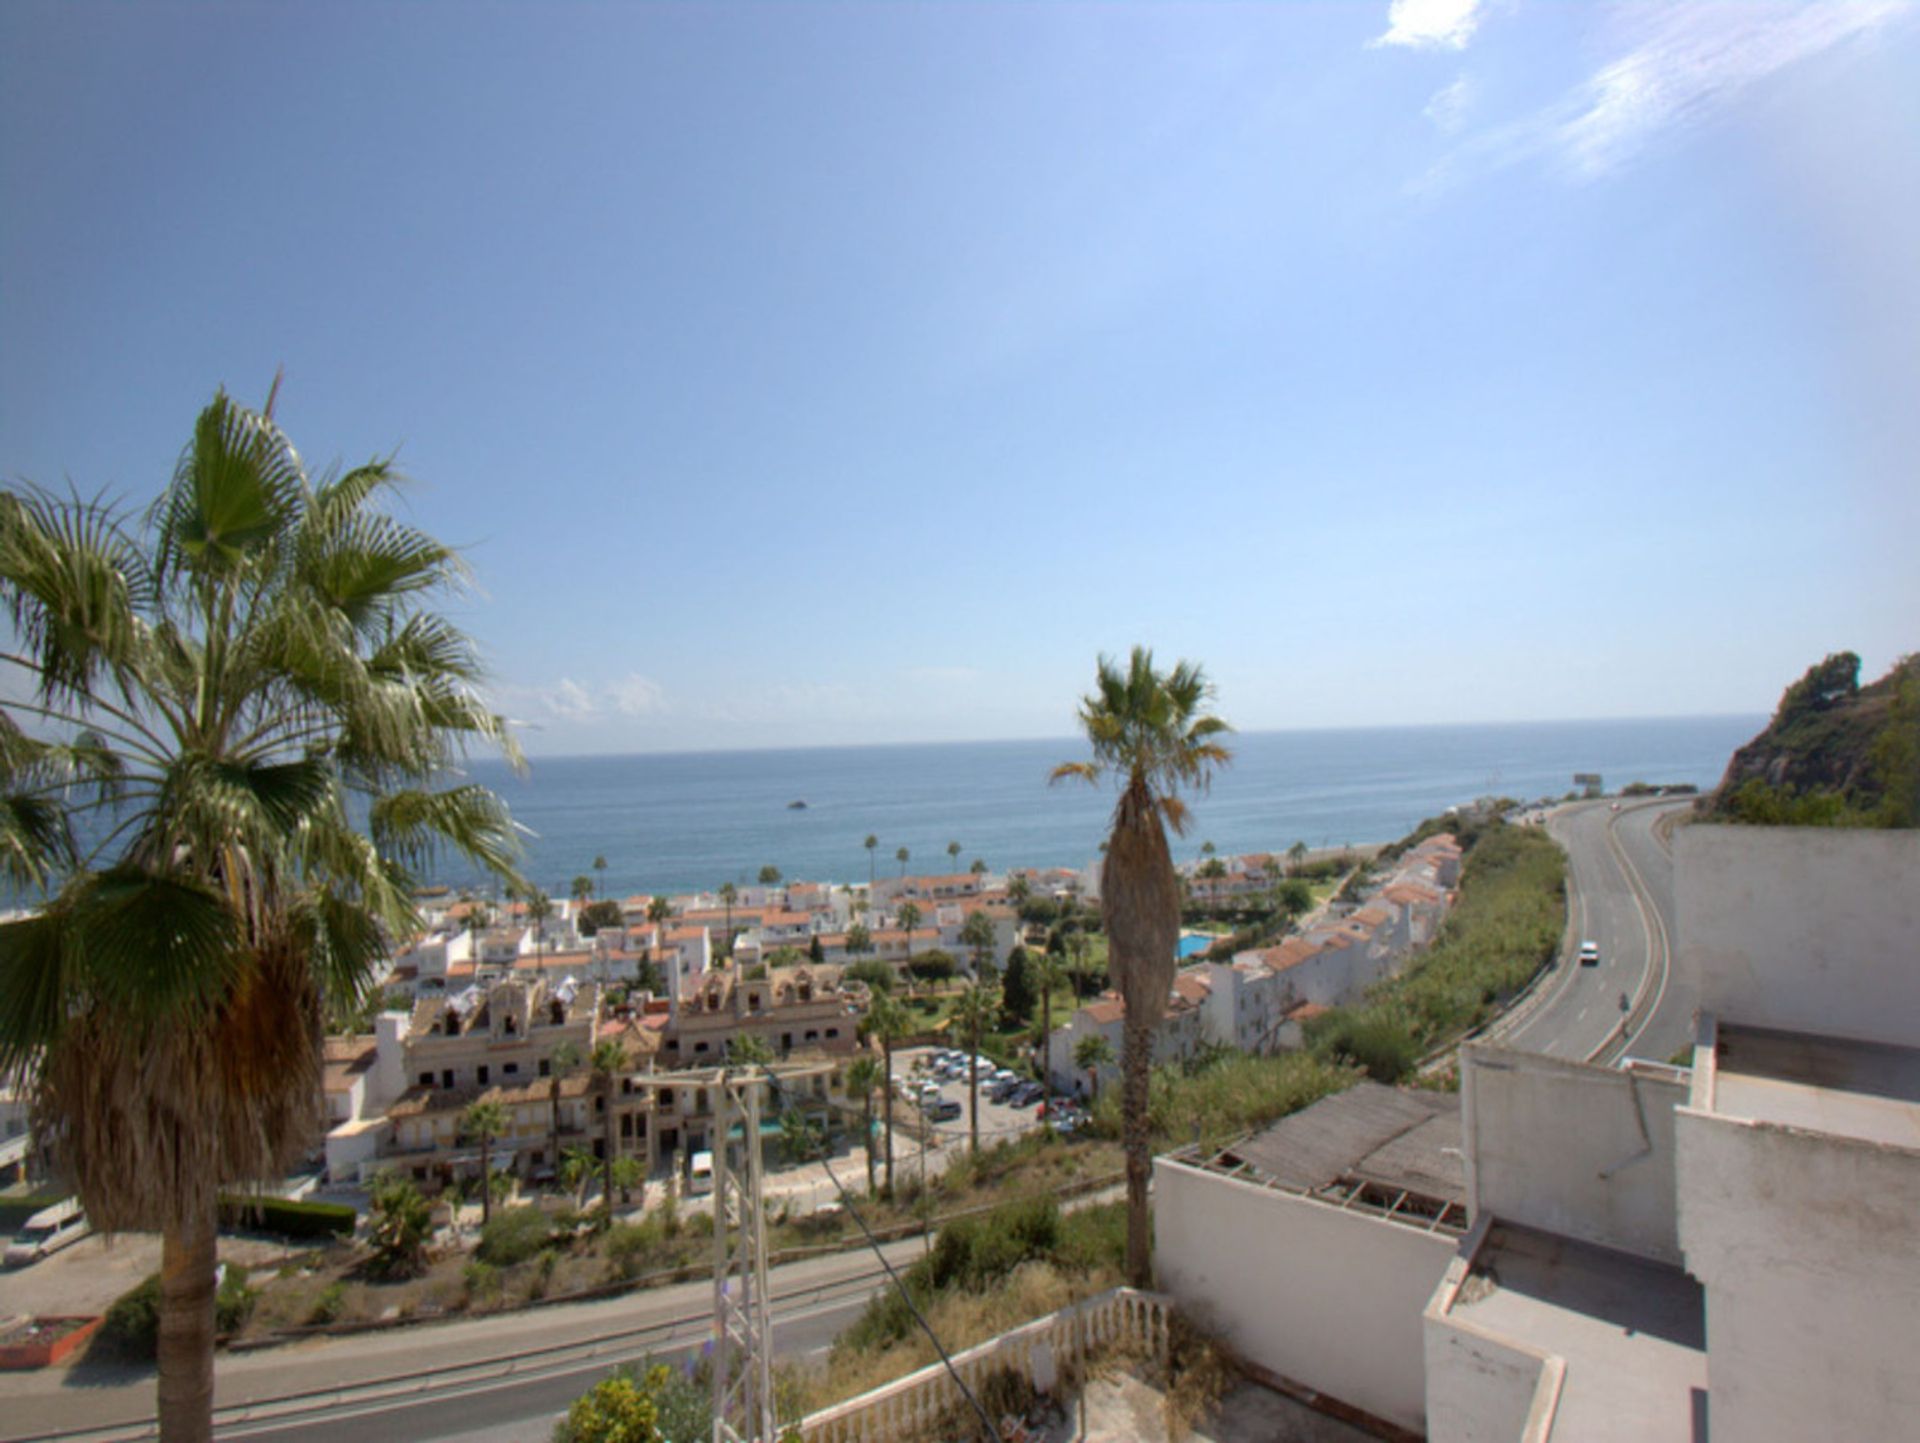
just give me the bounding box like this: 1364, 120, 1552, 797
1492, 798, 1692, 1066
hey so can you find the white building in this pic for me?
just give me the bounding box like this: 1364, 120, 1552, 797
1155, 823, 1920, 1442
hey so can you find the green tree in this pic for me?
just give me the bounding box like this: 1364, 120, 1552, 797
953, 982, 1000, 1157
960, 910, 997, 979
560, 1145, 597, 1207
526, 888, 554, 964
845, 921, 874, 957
645, 894, 671, 941
575, 898, 623, 937
863, 833, 879, 887
1287, 840, 1309, 875
844, 957, 892, 993
464, 1101, 510, 1226
729, 1032, 773, 1065
862, 993, 910, 1197
1073, 1034, 1114, 1105
895, 844, 910, 879
571, 875, 594, 903
897, 901, 922, 970
970, 857, 988, 876
1001, 945, 1038, 1026
717, 881, 737, 960
758, 864, 781, 886
1030, 949, 1067, 1094
366, 1172, 433, 1281
1053, 646, 1231, 1286
778, 1108, 826, 1164
558, 1364, 671, 1443
844, 1055, 884, 1197
809, 933, 825, 964
947, 839, 962, 873
548, 1040, 583, 1178
593, 854, 608, 895
0, 390, 520, 1441
1274, 877, 1314, 920
609, 1155, 644, 1206
590, 1039, 628, 1209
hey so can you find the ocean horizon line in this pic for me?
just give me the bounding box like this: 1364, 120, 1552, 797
498, 711, 1768, 767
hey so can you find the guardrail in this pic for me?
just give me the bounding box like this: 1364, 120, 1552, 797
795, 1287, 1174, 1443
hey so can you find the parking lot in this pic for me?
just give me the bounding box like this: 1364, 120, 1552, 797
891, 1046, 1087, 1152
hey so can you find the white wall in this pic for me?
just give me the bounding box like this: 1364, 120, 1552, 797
1463, 1046, 1685, 1266
1423, 1242, 1560, 1443
1676, 825, 1920, 1049
1154, 1156, 1456, 1433
1676, 1106, 1920, 1443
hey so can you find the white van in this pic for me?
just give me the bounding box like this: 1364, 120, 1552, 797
5, 1198, 90, 1268
687, 1150, 714, 1197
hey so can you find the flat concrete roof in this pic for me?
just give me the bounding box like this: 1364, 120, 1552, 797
1446, 1223, 1707, 1443
1713, 1024, 1920, 1151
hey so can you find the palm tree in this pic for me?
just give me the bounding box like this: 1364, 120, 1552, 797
571, 874, 593, 904
960, 910, 997, 979
1073, 1034, 1114, 1106
896, 845, 910, 879
730, 1032, 773, 1066
1032, 952, 1068, 1096
1053, 647, 1232, 1286
716, 879, 739, 961
560, 1145, 597, 1208
947, 839, 961, 873
864, 834, 878, 887
464, 1100, 510, 1226
1287, 840, 1309, 876
896, 901, 921, 978
548, 1040, 582, 1178
646, 893, 672, 961
0, 389, 521, 1441
526, 887, 554, 964
758, 864, 781, 886
862, 994, 910, 1197
970, 858, 988, 877
844, 1055, 884, 1197
589, 1039, 627, 1209
953, 983, 1000, 1158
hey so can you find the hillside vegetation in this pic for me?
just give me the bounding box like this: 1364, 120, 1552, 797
1707, 652, 1919, 828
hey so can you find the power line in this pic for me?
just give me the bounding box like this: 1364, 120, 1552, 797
756, 1064, 1004, 1443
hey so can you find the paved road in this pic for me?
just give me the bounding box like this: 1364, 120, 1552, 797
0, 1236, 921, 1443
1495, 799, 1690, 1066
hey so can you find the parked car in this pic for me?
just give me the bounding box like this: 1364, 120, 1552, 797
926, 1099, 962, 1122
1008, 1083, 1044, 1107
5, 1198, 89, 1268
987, 1076, 1023, 1102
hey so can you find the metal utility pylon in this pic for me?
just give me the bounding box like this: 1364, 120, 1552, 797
711, 1070, 774, 1443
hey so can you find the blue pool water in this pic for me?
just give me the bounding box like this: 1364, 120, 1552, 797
1177, 935, 1213, 960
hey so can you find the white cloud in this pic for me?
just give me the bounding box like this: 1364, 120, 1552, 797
547, 678, 598, 720
1422, 1, 1914, 187
1374, 0, 1485, 51
1424, 74, 1476, 132
607, 673, 668, 717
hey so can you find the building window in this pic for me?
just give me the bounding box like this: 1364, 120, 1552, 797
442, 1069, 454, 1089
826, 1028, 839, 1040
503, 1062, 519, 1076
805, 1030, 819, 1042
539, 1058, 551, 1077
477, 1065, 490, 1086
659, 1088, 674, 1108
419, 1072, 434, 1088
695, 1041, 709, 1053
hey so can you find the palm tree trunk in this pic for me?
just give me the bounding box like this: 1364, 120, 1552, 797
1122, 1014, 1153, 1289
157, 1202, 218, 1443
480, 1136, 494, 1226
1040, 987, 1053, 1099
863, 1093, 876, 1197
882, 1039, 896, 1198
968, 1054, 979, 1157
602, 1080, 616, 1211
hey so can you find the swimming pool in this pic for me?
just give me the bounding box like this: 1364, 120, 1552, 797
1176, 935, 1212, 960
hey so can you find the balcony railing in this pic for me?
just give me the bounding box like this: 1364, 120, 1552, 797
794, 1287, 1173, 1443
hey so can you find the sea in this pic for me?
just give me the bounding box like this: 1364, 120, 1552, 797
438, 715, 1763, 901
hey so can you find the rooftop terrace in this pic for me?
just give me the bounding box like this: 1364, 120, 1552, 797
1708, 1022, 1920, 1150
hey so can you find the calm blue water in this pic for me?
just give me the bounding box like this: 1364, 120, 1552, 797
439, 715, 1759, 899
1176, 936, 1213, 960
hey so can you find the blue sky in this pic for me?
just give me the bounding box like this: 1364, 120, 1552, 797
4, 0, 1916, 755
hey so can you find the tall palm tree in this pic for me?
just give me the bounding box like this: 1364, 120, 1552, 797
864, 834, 878, 887
896, 901, 921, 979
589, 1039, 627, 1209
953, 982, 999, 1158
862, 994, 910, 1197
646, 893, 672, 954
844, 1055, 884, 1197
0, 390, 521, 1441
464, 1100, 509, 1226
895, 845, 909, 879
593, 853, 608, 894
1053, 647, 1231, 1287
547, 1039, 582, 1179
526, 887, 554, 965
1032, 951, 1068, 1096
717, 880, 737, 961
947, 839, 961, 874
1073, 1034, 1114, 1106
570, 874, 593, 904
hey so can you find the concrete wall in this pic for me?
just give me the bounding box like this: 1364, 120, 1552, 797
1676, 825, 1920, 1049
1154, 1156, 1456, 1433
1463, 1045, 1685, 1266
1676, 1107, 1920, 1443
1423, 1242, 1561, 1443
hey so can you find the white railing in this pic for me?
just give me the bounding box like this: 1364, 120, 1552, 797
795, 1286, 1174, 1443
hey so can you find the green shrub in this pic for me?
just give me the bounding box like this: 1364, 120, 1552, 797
1308, 1010, 1420, 1083
605, 1222, 653, 1281
476, 1205, 556, 1266
463, 1259, 502, 1304
218, 1194, 357, 1239
308, 1281, 348, 1325
100, 1275, 162, 1359
216, 1263, 257, 1333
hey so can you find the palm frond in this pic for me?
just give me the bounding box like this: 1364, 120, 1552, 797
66, 866, 245, 1025
153, 391, 306, 584
0, 486, 149, 706
0, 911, 71, 1073
370, 784, 524, 889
